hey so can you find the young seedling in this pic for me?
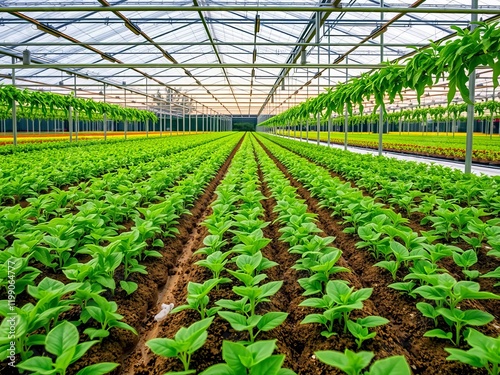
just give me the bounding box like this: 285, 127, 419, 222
200, 340, 296, 375
413, 273, 500, 310
300, 280, 373, 337
217, 280, 285, 342
315, 348, 411, 375
445, 328, 500, 375
388, 281, 417, 298
453, 249, 480, 280
227, 252, 276, 287
289, 234, 334, 256
147, 317, 214, 374
416, 302, 440, 327
347, 316, 390, 349
194, 234, 229, 256
280, 222, 322, 247
17, 321, 118, 375
81, 294, 137, 341
424, 307, 494, 346
481, 266, 500, 287
195, 250, 231, 280
356, 224, 390, 260
218, 310, 288, 343
171, 278, 230, 319
421, 243, 462, 265
231, 229, 271, 255
296, 248, 350, 295
374, 241, 421, 281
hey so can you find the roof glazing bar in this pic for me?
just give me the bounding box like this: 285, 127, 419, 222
0, 6, 497, 14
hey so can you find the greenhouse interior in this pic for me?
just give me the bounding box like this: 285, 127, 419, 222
1, 1, 500, 375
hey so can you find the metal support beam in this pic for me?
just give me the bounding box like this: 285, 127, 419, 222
378, 0, 384, 157
69, 106, 73, 142
465, 0, 478, 174
0, 63, 392, 69
11, 56, 17, 147
0, 6, 496, 14
0, 41, 433, 47
344, 105, 348, 151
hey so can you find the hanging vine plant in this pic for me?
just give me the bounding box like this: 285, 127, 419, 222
0, 84, 158, 124
260, 21, 500, 131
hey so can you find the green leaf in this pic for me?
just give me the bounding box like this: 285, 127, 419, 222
247, 340, 277, 365
152, 238, 164, 248
277, 369, 297, 375
301, 313, 327, 325
315, 349, 374, 374
357, 316, 390, 328
445, 348, 486, 368
75, 362, 120, 375
17, 356, 54, 372
368, 356, 412, 375
221, 341, 247, 374
461, 309, 494, 326
257, 312, 288, 331
146, 338, 178, 357
84, 328, 110, 340
259, 281, 283, 298
251, 354, 286, 375
120, 281, 138, 295
45, 321, 79, 357
424, 329, 453, 340
218, 311, 249, 331
200, 364, 235, 375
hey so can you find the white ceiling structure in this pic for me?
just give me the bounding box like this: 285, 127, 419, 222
0, 1, 498, 119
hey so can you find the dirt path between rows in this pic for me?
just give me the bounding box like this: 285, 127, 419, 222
116, 136, 244, 375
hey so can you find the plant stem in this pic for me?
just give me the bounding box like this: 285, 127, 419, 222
455, 322, 462, 347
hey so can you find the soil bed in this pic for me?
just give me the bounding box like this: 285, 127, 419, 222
256, 136, 498, 375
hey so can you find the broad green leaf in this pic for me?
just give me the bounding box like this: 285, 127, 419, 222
368, 356, 412, 375
146, 338, 178, 357
200, 364, 235, 375
75, 362, 120, 375
424, 329, 453, 340
247, 340, 277, 365
17, 356, 54, 372
251, 354, 286, 375
45, 321, 79, 357
257, 312, 288, 331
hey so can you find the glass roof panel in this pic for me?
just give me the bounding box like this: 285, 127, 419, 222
0, 0, 498, 115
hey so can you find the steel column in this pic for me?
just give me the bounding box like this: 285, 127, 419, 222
465, 0, 478, 173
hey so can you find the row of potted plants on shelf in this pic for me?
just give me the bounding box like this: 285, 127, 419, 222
302, 137, 500, 163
